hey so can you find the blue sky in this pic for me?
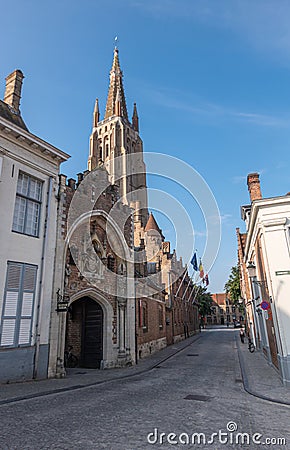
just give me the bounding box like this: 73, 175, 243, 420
1, 0, 290, 293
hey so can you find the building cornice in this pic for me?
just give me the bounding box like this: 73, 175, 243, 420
0, 116, 70, 163
244, 197, 290, 259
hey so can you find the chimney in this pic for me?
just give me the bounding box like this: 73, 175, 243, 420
247, 172, 262, 202
4, 70, 24, 112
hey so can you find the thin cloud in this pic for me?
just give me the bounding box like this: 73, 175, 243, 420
194, 230, 207, 237
220, 214, 232, 223
143, 86, 290, 128
232, 175, 247, 184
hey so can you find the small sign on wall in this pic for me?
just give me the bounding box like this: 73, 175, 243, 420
275, 270, 290, 276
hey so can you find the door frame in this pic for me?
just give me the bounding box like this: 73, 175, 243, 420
68, 289, 114, 368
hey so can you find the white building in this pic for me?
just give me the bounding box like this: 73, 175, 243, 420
241, 173, 290, 385
0, 70, 69, 382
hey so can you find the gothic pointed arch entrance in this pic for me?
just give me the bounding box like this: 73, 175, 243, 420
66, 297, 103, 369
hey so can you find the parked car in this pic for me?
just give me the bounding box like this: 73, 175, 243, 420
234, 321, 241, 328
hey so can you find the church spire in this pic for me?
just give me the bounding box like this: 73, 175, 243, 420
132, 102, 139, 132
104, 47, 128, 120
93, 98, 100, 127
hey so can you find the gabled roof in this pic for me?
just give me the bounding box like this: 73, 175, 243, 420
0, 100, 28, 131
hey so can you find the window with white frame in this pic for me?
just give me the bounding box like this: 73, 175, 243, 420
12, 171, 43, 237
0, 262, 37, 347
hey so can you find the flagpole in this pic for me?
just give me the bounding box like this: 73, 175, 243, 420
181, 276, 192, 301
174, 265, 188, 298
181, 268, 197, 301
187, 282, 197, 303
191, 282, 203, 304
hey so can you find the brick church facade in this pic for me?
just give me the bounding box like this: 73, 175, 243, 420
48, 47, 199, 377
0, 48, 199, 382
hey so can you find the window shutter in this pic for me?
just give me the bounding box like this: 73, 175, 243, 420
23, 265, 37, 291
4, 292, 18, 316
1, 262, 37, 347
18, 265, 37, 345
1, 319, 16, 346
21, 293, 34, 316
18, 319, 31, 345
6, 263, 21, 290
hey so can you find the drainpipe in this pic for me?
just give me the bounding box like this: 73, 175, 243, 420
33, 176, 53, 379
135, 292, 138, 365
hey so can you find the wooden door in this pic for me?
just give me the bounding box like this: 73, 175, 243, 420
81, 298, 103, 369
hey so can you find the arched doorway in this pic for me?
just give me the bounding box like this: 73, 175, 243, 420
66, 297, 103, 369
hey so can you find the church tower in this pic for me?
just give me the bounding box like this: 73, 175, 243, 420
88, 47, 148, 227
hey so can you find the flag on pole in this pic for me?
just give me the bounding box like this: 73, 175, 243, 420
190, 253, 198, 271
199, 260, 204, 279
204, 273, 209, 286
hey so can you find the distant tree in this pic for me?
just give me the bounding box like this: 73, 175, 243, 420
224, 265, 241, 305
195, 285, 212, 319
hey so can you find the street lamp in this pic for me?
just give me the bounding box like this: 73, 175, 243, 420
247, 261, 256, 279
56, 289, 70, 312
247, 262, 267, 287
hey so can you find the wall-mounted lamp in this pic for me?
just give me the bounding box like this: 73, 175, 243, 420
56, 289, 70, 312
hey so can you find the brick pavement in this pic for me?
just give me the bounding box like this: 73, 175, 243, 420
0, 333, 202, 405
1, 327, 290, 407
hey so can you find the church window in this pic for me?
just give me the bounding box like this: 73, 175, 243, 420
12, 171, 43, 237
107, 255, 115, 272
159, 305, 163, 329
147, 262, 156, 274
106, 143, 109, 157
142, 301, 148, 331
0, 262, 37, 347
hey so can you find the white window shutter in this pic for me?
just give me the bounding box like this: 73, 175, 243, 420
4, 292, 18, 316
18, 319, 31, 345
1, 319, 16, 346
1, 262, 37, 347
21, 293, 33, 316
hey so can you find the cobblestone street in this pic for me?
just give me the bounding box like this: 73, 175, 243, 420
0, 328, 289, 449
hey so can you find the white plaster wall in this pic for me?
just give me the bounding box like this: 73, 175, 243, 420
253, 201, 290, 357
0, 131, 61, 349
261, 222, 290, 356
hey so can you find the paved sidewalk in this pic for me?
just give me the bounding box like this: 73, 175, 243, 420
237, 335, 290, 405
0, 333, 202, 405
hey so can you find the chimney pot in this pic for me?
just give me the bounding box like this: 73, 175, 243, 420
67, 178, 76, 190
4, 70, 24, 112
247, 172, 262, 202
